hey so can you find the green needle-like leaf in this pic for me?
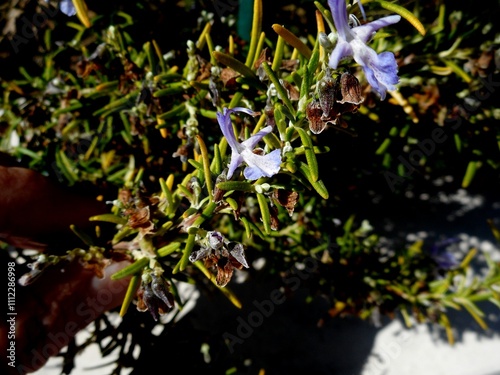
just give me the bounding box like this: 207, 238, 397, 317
174, 233, 196, 273
295, 126, 319, 182
462, 161, 481, 188
216, 181, 256, 192
197, 135, 214, 201
245, 0, 262, 68
260, 62, 296, 117
111, 257, 149, 280
256, 192, 272, 234
377, 1, 426, 36
157, 242, 182, 257
213, 51, 257, 79
272, 24, 312, 59
89, 213, 127, 225
119, 274, 141, 317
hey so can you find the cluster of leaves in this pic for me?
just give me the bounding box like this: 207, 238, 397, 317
1, 0, 499, 373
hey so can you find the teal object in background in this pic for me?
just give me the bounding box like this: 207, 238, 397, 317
237, 0, 253, 41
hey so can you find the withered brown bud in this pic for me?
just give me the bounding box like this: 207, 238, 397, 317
189, 246, 211, 263
195, 54, 212, 81
253, 48, 272, 70
336, 72, 364, 105
216, 257, 234, 287
306, 99, 328, 134
265, 104, 276, 128
280, 59, 300, 72
318, 75, 337, 120
151, 275, 174, 309
227, 242, 249, 269
142, 282, 160, 321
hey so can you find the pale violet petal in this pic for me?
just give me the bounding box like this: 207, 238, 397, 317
217, 107, 282, 180
355, 0, 366, 21
242, 149, 282, 180
60, 0, 77, 16
327, 0, 401, 100
226, 152, 243, 180
352, 15, 401, 43
217, 107, 259, 150
328, 0, 349, 40
241, 125, 273, 150
229, 107, 259, 117
351, 39, 399, 100
328, 40, 353, 69
364, 52, 399, 99
375, 52, 400, 87
216, 109, 240, 150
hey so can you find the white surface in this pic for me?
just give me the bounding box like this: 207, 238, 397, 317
361, 318, 500, 375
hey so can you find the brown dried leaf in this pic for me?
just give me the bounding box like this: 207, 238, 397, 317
220, 67, 240, 89
127, 206, 151, 228
282, 80, 300, 101
280, 59, 300, 72
215, 257, 234, 287
273, 189, 299, 217
270, 204, 279, 231
196, 55, 212, 81
253, 48, 272, 70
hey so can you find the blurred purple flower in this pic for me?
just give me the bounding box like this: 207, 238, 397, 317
327, 0, 401, 100
216, 107, 282, 180
60, 0, 77, 16
45, 0, 77, 16
430, 238, 460, 270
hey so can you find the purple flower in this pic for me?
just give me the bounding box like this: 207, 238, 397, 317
216, 107, 282, 180
327, 0, 401, 100
45, 0, 77, 16
60, 0, 77, 16
430, 238, 460, 270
